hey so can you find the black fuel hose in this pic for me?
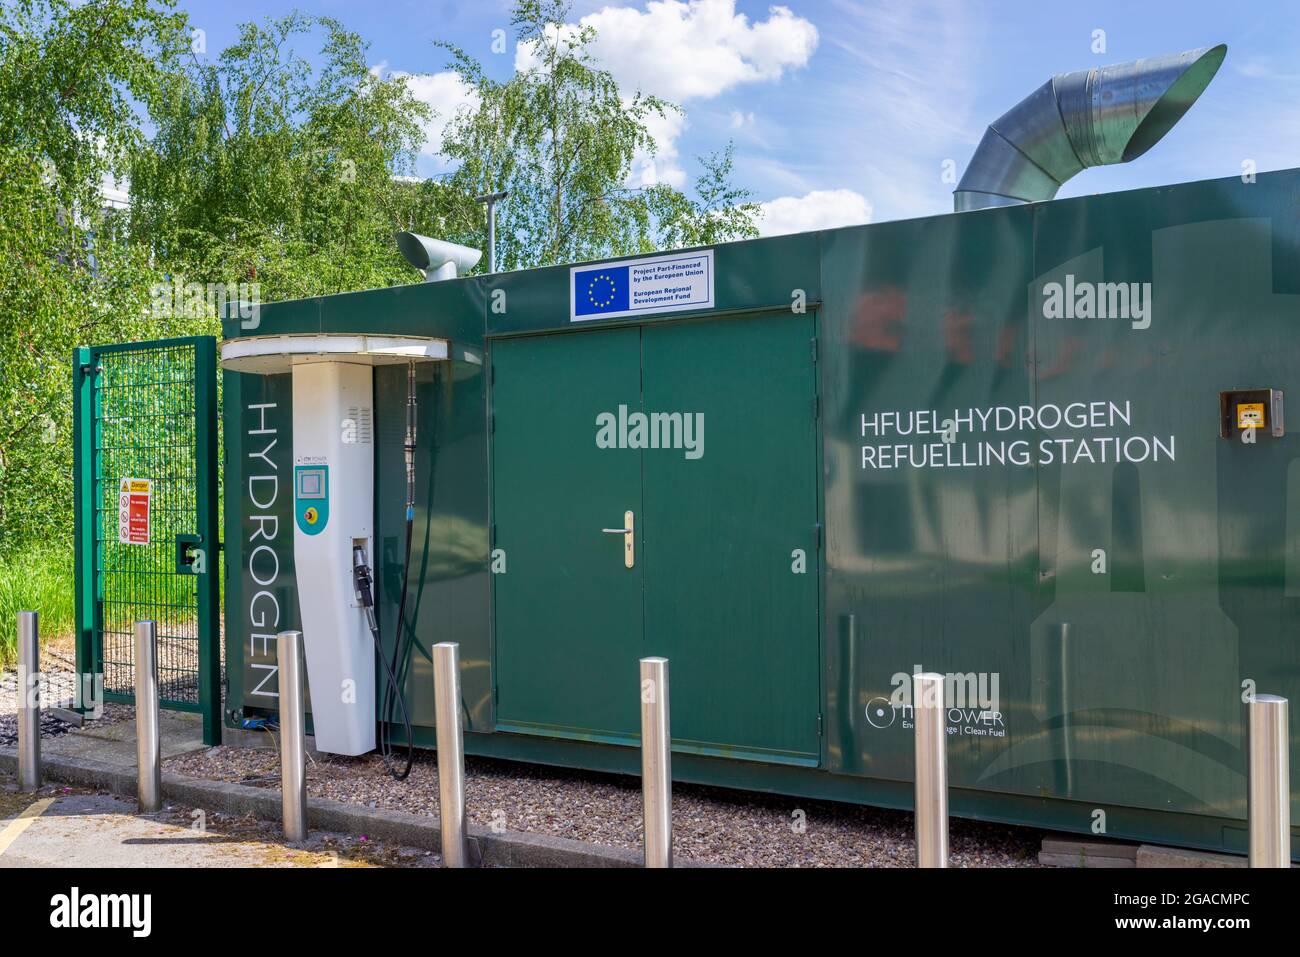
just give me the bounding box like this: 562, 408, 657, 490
378, 360, 420, 780
383, 515, 416, 780
355, 546, 413, 779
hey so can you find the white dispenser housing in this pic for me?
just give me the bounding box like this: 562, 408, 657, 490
290, 360, 375, 754
221, 334, 449, 754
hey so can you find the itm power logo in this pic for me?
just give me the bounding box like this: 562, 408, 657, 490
865, 667, 1005, 738
49, 887, 151, 938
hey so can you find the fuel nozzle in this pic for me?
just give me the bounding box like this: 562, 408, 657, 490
352, 543, 379, 633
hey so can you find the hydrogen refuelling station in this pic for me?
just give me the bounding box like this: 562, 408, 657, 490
71, 42, 1300, 860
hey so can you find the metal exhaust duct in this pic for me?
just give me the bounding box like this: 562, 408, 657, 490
954, 44, 1227, 212
396, 232, 483, 281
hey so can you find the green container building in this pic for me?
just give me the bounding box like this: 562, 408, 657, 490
220, 168, 1300, 856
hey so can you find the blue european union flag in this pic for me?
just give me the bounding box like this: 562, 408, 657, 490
573, 264, 630, 318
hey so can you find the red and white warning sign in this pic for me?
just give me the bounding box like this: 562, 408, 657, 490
118, 478, 152, 546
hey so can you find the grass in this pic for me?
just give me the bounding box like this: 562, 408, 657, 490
0, 544, 74, 670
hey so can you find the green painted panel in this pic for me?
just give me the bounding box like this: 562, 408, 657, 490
1029, 174, 1300, 820
642, 314, 820, 759
374, 358, 492, 734
222, 373, 301, 720
819, 207, 1041, 791
491, 328, 644, 737
320, 278, 486, 344
220, 295, 319, 341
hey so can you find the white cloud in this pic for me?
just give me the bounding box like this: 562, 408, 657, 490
387, 69, 479, 160
514, 0, 811, 102
756, 189, 872, 236
515, 0, 818, 185
729, 110, 755, 129
515, 0, 817, 101
632, 108, 688, 188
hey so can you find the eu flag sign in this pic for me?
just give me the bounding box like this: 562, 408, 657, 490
572, 264, 631, 319
569, 250, 714, 322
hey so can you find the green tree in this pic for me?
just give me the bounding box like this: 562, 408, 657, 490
439, 0, 758, 271
127, 12, 440, 300
0, 0, 763, 554
0, 0, 192, 552
652, 144, 761, 250
0, 0, 188, 212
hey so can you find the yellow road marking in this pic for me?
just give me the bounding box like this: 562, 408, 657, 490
0, 797, 56, 856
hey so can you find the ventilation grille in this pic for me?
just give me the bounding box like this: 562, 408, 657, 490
346, 406, 373, 445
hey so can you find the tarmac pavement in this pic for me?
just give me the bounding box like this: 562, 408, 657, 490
0, 783, 437, 868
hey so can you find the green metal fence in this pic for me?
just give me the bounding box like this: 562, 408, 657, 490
73, 336, 221, 745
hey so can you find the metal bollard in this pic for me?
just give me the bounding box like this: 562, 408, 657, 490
433, 642, 468, 867
277, 630, 308, 843
640, 656, 672, 868
134, 620, 162, 813
1248, 694, 1290, 867
17, 612, 41, 791
913, 672, 948, 868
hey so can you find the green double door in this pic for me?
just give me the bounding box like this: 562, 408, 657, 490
491, 313, 821, 762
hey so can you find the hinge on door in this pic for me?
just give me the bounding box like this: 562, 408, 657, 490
814, 523, 822, 550
810, 337, 818, 363
812, 395, 820, 421
493, 685, 499, 705
818, 713, 824, 736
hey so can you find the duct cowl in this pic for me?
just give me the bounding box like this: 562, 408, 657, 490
396, 232, 483, 281
954, 44, 1227, 211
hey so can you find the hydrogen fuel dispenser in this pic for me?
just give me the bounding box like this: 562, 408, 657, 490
218, 235, 479, 755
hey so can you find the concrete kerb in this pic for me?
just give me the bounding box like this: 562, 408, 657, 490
0, 746, 671, 868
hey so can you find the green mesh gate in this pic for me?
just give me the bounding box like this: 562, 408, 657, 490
72, 336, 221, 745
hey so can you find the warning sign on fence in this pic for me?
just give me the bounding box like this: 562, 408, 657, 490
118, 478, 152, 545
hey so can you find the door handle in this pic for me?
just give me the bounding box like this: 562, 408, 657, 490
601, 511, 635, 568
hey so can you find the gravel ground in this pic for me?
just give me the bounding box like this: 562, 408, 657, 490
166, 745, 1043, 867
5, 636, 1042, 867
0, 636, 133, 745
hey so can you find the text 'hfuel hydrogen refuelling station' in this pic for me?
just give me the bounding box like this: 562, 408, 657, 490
72, 42, 1300, 858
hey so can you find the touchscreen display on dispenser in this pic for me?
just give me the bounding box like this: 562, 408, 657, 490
297, 469, 325, 499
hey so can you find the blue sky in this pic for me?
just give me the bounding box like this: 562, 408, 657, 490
177, 0, 1300, 233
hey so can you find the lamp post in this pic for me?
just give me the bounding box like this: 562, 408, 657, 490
473, 190, 508, 274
